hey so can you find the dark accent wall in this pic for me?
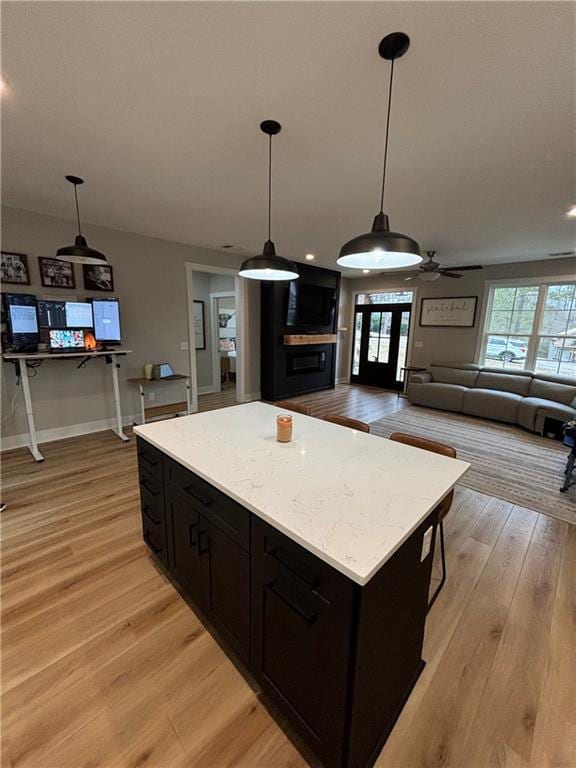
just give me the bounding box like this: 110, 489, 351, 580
261, 264, 341, 401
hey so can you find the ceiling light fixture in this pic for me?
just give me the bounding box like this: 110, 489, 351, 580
567, 205, 576, 217
239, 121, 298, 281
362, 269, 371, 274
337, 33, 422, 271
55, 176, 109, 265
305, 253, 315, 261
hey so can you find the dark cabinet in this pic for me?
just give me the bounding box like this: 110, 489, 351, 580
199, 517, 250, 665
137, 437, 437, 768
251, 518, 355, 768
166, 484, 202, 607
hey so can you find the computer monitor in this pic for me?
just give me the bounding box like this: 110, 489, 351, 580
92, 298, 121, 344
3, 293, 39, 351
37, 299, 66, 329
49, 329, 85, 351
65, 302, 93, 328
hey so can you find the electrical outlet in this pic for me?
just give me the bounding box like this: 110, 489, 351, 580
148, 392, 156, 402
180, 341, 189, 351
414, 340, 424, 348
420, 526, 433, 562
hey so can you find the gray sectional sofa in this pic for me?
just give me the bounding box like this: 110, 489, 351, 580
407, 361, 576, 435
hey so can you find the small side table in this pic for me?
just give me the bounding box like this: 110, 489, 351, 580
127, 375, 191, 424
398, 366, 426, 399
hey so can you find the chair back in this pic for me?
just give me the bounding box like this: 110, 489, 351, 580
274, 400, 311, 416
388, 432, 457, 520
324, 414, 370, 433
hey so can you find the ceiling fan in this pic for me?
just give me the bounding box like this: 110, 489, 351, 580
403, 251, 483, 282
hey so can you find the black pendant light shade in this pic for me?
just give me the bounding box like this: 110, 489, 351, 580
55, 176, 109, 265
239, 121, 298, 281
337, 33, 422, 270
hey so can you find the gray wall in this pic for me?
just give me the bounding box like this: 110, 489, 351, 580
192, 272, 235, 389
338, 257, 576, 380
1, 206, 260, 446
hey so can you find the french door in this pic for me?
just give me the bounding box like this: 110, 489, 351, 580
351, 303, 412, 390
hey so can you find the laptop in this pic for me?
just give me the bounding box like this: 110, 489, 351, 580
49, 329, 86, 352
152, 362, 179, 380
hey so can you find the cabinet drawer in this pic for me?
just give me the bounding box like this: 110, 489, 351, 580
165, 458, 250, 551
142, 512, 167, 567
139, 466, 163, 500
136, 438, 163, 480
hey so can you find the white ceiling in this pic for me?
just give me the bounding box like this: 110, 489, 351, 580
2, 1, 575, 277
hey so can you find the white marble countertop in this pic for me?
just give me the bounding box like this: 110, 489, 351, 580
134, 402, 469, 585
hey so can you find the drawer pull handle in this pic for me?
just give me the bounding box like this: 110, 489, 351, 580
142, 504, 160, 525
267, 580, 317, 626
183, 486, 212, 508
143, 532, 162, 554
265, 547, 318, 588
141, 478, 160, 497
198, 530, 210, 555
189, 522, 198, 548
140, 452, 159, 469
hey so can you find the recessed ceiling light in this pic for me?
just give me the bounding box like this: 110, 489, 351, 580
362, 269, 371, 274
305, 253, 315, 261
567, 205, 576, 217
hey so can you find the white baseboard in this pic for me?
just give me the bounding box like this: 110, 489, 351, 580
1, 413, 139, 452
197, 385, 217, 395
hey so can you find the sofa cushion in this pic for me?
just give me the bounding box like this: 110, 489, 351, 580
529, 377, 576, 406
518, 397, 576, 432
430, 365, 479, 387
462, 388, 522, 424
476, 371, 531, 396
407, 382, 468, 412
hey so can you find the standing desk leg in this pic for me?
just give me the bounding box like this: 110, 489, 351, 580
139, 384, 146, 425
186, 378, 191, 415
19, 362, 44, 462
110, 355, 129, 442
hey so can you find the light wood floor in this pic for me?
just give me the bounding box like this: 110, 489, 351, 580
1, 385, 574, 768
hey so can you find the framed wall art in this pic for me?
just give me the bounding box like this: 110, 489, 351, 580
1, 251, 31, 285
420, 296, 478, 327
39, 257, 76, 289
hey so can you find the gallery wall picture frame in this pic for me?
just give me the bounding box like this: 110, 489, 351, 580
83, 263, 114, 292
193, 300, 206, 350
420, 296, 478, 327
1, 251, 31, 285
38, 257, 76, 289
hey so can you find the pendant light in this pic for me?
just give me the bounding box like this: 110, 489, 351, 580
55, 175, 109, 265
239, 121, 298, 281
337, 33, 422, 270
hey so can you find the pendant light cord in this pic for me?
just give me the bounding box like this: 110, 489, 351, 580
73, 183, 83, 236
267, 134, 272, 240
379, 57, 395, 213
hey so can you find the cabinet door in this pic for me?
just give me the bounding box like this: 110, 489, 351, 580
251, 518, 354, 768
166, 485, 202, 608
199, 516, 250, 666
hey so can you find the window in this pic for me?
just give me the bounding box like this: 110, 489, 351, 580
356, 290, 414, 305
480, 281, 576, 377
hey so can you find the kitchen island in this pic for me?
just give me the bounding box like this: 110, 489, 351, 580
134, 402, 469, 768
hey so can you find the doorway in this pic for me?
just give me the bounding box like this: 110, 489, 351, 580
351, 303, 412, 389
185, 263, 247, 412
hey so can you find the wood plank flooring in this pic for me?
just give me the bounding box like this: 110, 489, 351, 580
1, 385, 574, 768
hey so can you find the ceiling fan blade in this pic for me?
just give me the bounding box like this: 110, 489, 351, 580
441, 271, 463, 278
447, 265, 483, 271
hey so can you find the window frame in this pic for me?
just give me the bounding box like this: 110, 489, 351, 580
476, 275, 576, 375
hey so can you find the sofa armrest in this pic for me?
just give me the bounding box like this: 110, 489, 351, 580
409, 372, 432, 384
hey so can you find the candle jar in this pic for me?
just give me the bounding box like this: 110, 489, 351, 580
276, 414, 293, 443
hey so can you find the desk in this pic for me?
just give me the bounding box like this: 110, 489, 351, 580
127, 375, 191, 424
3, 349, 132, 462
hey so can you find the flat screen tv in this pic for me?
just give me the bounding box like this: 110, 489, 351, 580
286, 283, 336, 329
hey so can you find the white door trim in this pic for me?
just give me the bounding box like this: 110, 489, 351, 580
185, 262, 247, 410
209, 290, 236, 394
